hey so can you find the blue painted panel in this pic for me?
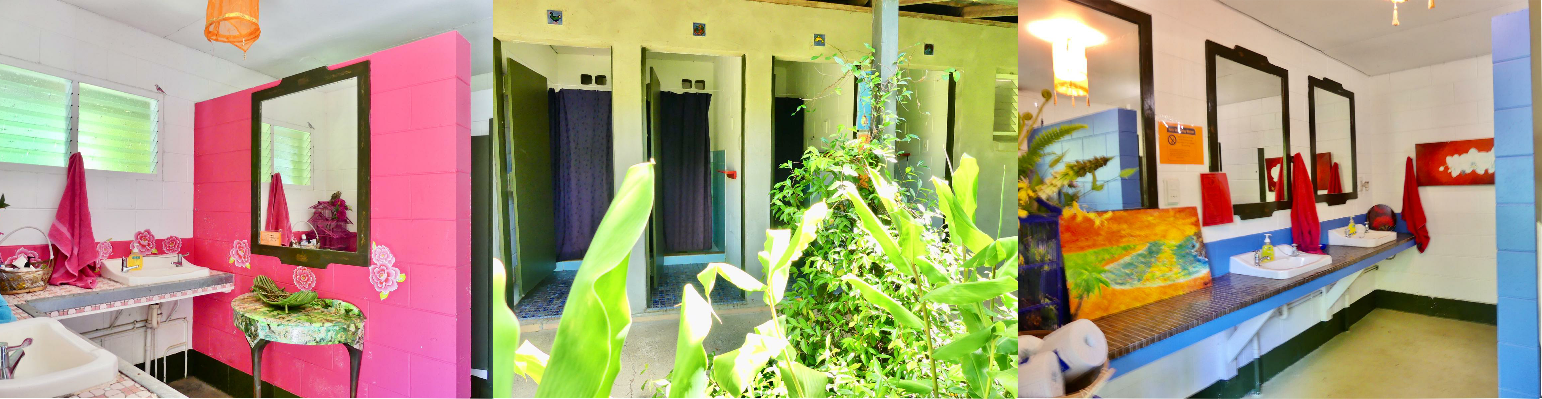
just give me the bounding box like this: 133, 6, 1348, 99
1497, 204, 1537, 252
1495, 108, 1534, 157
711, 150, 726, 252
1499, 297, 1540, 346
1495, 58, 1533, 111
1494, 10, 1532, 63
1497, 156, 1536, 204
1108, 239, 1416, 378
1033, 108, 1141, 211
1499, 343, 1541, 394
1499, 251, 1540, 300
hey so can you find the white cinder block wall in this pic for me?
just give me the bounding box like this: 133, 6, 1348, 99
1366, 56, 1497, 304
0, 0, 273, 368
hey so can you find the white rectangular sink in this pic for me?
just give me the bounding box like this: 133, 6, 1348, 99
1327, 227, 1396, 248
0, 318, 117, 398
1229, 245, 1334, 279
100, 255, 210, 286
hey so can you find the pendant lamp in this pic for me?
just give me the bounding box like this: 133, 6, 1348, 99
1028, 18, 1106, 106
205, 0, 261, 55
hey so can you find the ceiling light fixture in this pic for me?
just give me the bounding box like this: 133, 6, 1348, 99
1028, 18, 1106, 106
205, 0, 261, 56
1390, 0, 1434, 26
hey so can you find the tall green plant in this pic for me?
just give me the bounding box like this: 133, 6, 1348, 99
499, 162, 655, 397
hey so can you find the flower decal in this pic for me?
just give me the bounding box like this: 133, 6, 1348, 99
133, 229, 157, 254
97, 241, 113, 262
4, 248, 38, 266
162, 236, 183, 255
293, 266, 317, 291
367, 242, 405, 300
229, 240, 251, 269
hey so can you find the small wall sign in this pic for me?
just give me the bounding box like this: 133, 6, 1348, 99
924, 43, 934, 55
547, 10, 563, 25
1158, 121, 1204, 165
693, 23, 706, 37
814, 34, 826, 46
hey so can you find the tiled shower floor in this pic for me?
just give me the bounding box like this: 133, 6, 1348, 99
511, 263, 746, 320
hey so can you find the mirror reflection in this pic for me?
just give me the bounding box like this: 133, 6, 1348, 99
1023, 0, 1146, 211
258, 78, 360, 252
1311, 84, 1353, 197
1212, 55, 1287, 205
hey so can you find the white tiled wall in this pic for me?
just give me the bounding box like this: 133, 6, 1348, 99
0, 0, 272, 367
0, 0, 273, 246
1366, 56, 1497, 305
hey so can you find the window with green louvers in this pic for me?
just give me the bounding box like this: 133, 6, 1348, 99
0, 63, 72, 168
78, 83, 158, 173
0, 62, 160, 173
261, 123, 312, 186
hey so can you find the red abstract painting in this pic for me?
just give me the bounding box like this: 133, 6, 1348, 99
1314, 153, 1333, 191
1415, 138, 1494, 186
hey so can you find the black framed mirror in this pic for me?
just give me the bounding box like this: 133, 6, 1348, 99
1308, 76, 1358, 206
1206, 41, 1290, 220
1022, 0, 1157, 211
250, 61, 371, 268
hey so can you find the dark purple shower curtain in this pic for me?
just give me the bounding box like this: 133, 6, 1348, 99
657, 91, 714, 253
550, 89, 613, 261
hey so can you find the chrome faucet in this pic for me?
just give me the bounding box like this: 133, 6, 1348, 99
0, 338, 31, 380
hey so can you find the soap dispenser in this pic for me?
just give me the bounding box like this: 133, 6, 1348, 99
1259, 234, 1276, 263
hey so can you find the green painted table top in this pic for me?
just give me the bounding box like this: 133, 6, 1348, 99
232, 293, 365, 347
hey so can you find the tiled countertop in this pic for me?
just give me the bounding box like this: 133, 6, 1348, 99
68, 360, 188, 398
1096, 234, 1416, 359
5, 271, 234, 319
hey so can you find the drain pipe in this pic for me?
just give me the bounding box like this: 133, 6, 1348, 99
146, 304, 159, 380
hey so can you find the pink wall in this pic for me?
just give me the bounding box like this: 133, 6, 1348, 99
190, 32, 471, 398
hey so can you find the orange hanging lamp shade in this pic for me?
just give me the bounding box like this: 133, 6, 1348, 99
1028, 19, 1106, 104
205, 0, 261, 54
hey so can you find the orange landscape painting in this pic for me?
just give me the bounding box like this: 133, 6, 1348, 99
1061, 207, 1211, 320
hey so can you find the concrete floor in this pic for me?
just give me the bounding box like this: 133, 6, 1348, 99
1259, 309, 1497, 398
511, 305, 773, 397
167, 377, 230, 398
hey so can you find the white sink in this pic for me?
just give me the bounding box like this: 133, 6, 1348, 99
100, 255, 210, 286
1229, 245, 1334, 279
1327, 227, 1396, 248
0, 318, 117, 398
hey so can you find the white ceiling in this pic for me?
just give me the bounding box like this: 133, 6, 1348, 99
1220, 0, 1527, 76
1021, 0, 1142, 108
58, 0, 493, 79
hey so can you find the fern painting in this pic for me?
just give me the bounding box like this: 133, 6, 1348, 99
1060, 207, 1211, 320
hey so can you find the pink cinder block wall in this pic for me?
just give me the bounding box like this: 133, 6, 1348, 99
190, 32, 471, 398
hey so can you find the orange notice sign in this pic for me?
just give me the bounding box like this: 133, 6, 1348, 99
1159, 121, 1204, 165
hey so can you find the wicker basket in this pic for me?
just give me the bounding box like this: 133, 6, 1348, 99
1057, 365, 1114, 398
0, 226, 56, 295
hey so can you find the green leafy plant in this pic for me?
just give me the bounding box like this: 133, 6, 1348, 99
1017, 89, 1136, 216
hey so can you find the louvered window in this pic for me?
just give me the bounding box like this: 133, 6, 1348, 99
260, 123, 312, 186
0, 63, 159, 173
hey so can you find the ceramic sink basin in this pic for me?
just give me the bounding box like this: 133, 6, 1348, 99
1228, 245, 1334, 279
1327, 227, 1396, 248
100, 255, 210, 286
0, 318, 117, 398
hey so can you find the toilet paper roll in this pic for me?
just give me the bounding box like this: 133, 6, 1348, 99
1020, 334, 1044, 363
1019, 351, 1065, 398
1040, 319, 1108, 381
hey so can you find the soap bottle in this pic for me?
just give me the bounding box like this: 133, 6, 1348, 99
1260, 234, 1276, 263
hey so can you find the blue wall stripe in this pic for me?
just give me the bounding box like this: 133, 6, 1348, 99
1493, 9, 1538, 398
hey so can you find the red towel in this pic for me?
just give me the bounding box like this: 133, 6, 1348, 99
1402, 157, 1430, 252
1273, 161, 1287, 202
1200, 173, 1234, 226
48, 153, 98, 288
1290, 153, 1323, 254
264, 173, 293, 244
1327, 162, 1344, 194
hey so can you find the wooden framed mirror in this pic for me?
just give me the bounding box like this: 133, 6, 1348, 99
1308, 76, 1358, 206
250, 61, 371, 268
1206, 41, 1291, 220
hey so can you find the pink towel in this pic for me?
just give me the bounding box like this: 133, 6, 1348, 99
1289, 153, 1323, 254
264, 173, 293, 244
48, 153, 99, 288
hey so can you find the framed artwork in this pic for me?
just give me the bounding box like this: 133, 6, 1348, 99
1265, 156, 1284, 193
1060, 207, 1212, 320
1415, 138, 1494, 186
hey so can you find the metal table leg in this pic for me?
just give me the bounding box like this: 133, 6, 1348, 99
250, 339, 269, 398
347, 344, 363, 398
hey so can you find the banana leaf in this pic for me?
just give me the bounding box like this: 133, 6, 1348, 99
839, 275, 924, 330
533, 162, 655, 398
667, 286, 713, 398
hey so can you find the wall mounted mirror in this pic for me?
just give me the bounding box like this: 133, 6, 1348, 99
1207, 41, 1290, 220
1022, 0, 1156, 211
251, 62, 371, 268
1308, 76, 1357, 205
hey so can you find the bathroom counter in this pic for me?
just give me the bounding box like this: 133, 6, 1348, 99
4, 271, 235, 319
1097, 234, 1416, 361
68, 359, 187, 398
